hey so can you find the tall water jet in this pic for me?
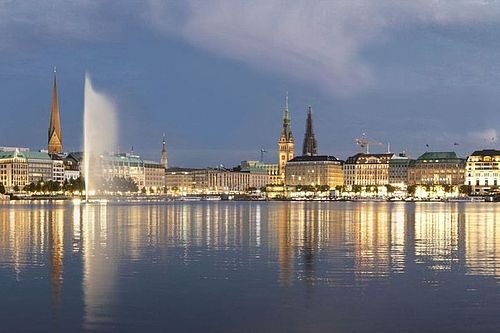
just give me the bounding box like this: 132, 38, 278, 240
83, 74, 117, 201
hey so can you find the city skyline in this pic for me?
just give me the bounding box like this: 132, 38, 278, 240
1, 2, 500, 167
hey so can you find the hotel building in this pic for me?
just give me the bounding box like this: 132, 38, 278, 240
465, 149, 500, 194
408, 152, 465, 186
0, 150, 28, 190
285, 155, 343, 188
344, 153, 394, 188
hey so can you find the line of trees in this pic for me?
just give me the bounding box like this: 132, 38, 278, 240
23, 177, 85, 193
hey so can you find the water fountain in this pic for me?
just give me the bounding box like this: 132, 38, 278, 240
83, 73, 118, 202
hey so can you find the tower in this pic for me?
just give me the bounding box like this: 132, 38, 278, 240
302, 106, 318, 156
160, 133, 168, 169
278, 92, 295, 179
48, 69, 63, 154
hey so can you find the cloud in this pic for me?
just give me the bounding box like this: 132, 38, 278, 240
1, 1, 500, 96
467, 128, 497, 145
145, 0, 500, 96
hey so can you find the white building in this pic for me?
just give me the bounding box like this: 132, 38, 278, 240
465, 149, 500, 195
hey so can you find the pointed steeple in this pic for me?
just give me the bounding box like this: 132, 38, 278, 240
280, 92, 293, 142
160, 133, 168, 169
48, 68, 63, 154
302, 106, 318, 156
277, 92, 295, 179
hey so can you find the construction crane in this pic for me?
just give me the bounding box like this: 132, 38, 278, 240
355, 133, 383, 153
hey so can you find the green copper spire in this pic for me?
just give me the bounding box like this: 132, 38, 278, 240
280, 92, 293, 141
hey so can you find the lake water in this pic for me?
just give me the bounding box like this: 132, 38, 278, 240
1, 201, 500, 332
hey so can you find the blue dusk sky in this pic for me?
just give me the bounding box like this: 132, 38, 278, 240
1, 1, 500, 167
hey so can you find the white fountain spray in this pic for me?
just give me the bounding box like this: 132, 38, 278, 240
83, 73, 117, 202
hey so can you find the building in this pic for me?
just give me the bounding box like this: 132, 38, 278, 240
240, 160, 280, 185
465, 149, 500, 194
285, 155, 343, 189
302, 106, 318, 156
48, 70, 63, 154
165, 167, 269, 194
194, 168, 269, 193
0, 150, 28, 190
278, 93, 295, 181
144, 160, 165, 192
160, 134, 168, 169
25, 151, 54, 184
389, 154, 410, 188
51, 155, 65, 183
408, 152, 465, 186
63, 152, 82, 180
101, 153, 145, 188
344, 153, 394, 188
165, 168, 197, 193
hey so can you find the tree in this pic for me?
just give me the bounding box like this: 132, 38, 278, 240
13, 185, 20, 192
316, 185, 330, 192
352, 185, 362, 193
459, 185, 472, 196
0, 183, 5, 194
443, 184, 453, 193
25, 182, 36, 192
385, 184, 396, 194
407, 185, 417, 196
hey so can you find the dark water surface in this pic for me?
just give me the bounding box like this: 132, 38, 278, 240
1, 201, 500, 332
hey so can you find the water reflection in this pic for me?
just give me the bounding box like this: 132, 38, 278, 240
1, 201, 500, 331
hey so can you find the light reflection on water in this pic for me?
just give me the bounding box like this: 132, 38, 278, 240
1, 201, 500, 332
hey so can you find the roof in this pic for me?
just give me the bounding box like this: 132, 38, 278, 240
25, 151, 51, 160
166, 167, 201, 173
470, 149, 500, 156
102, 154, 144, 164
346, 153, 394, 164
288, 155, 341, 163
416, 152, 464, 163
0, 151, 26, 159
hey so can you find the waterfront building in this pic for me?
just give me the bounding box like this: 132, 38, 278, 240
0, 150, 28, 190
302, 106, 318, 156
278, 93, 295, 181
344, 153, 394, 188
465, 149, 500, 194
160, 134, 168, 169
51, 156, 65, 183
165, 168, 197, 194
144, 160, 165, 192
408, 152, 465, 186
25, 151, 54, 184
165, 167, 269, 194
63, 152, 83, 180
285, 155, 343, 188
48, 70, 63, 154
240, 160, 280, 185
101, 153, 145, 188
62, 152, 81, 180
389, 154, 410, 188
192, 168, 269, 193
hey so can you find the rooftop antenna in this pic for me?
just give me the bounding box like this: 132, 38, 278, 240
260, 148, 267, 162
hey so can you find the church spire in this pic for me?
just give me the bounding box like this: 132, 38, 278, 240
277, 92, 295, 180
160, 133, 168, 169
280, 91, 293, 142
302, 106, 318, 156
48, 68, 63, 154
